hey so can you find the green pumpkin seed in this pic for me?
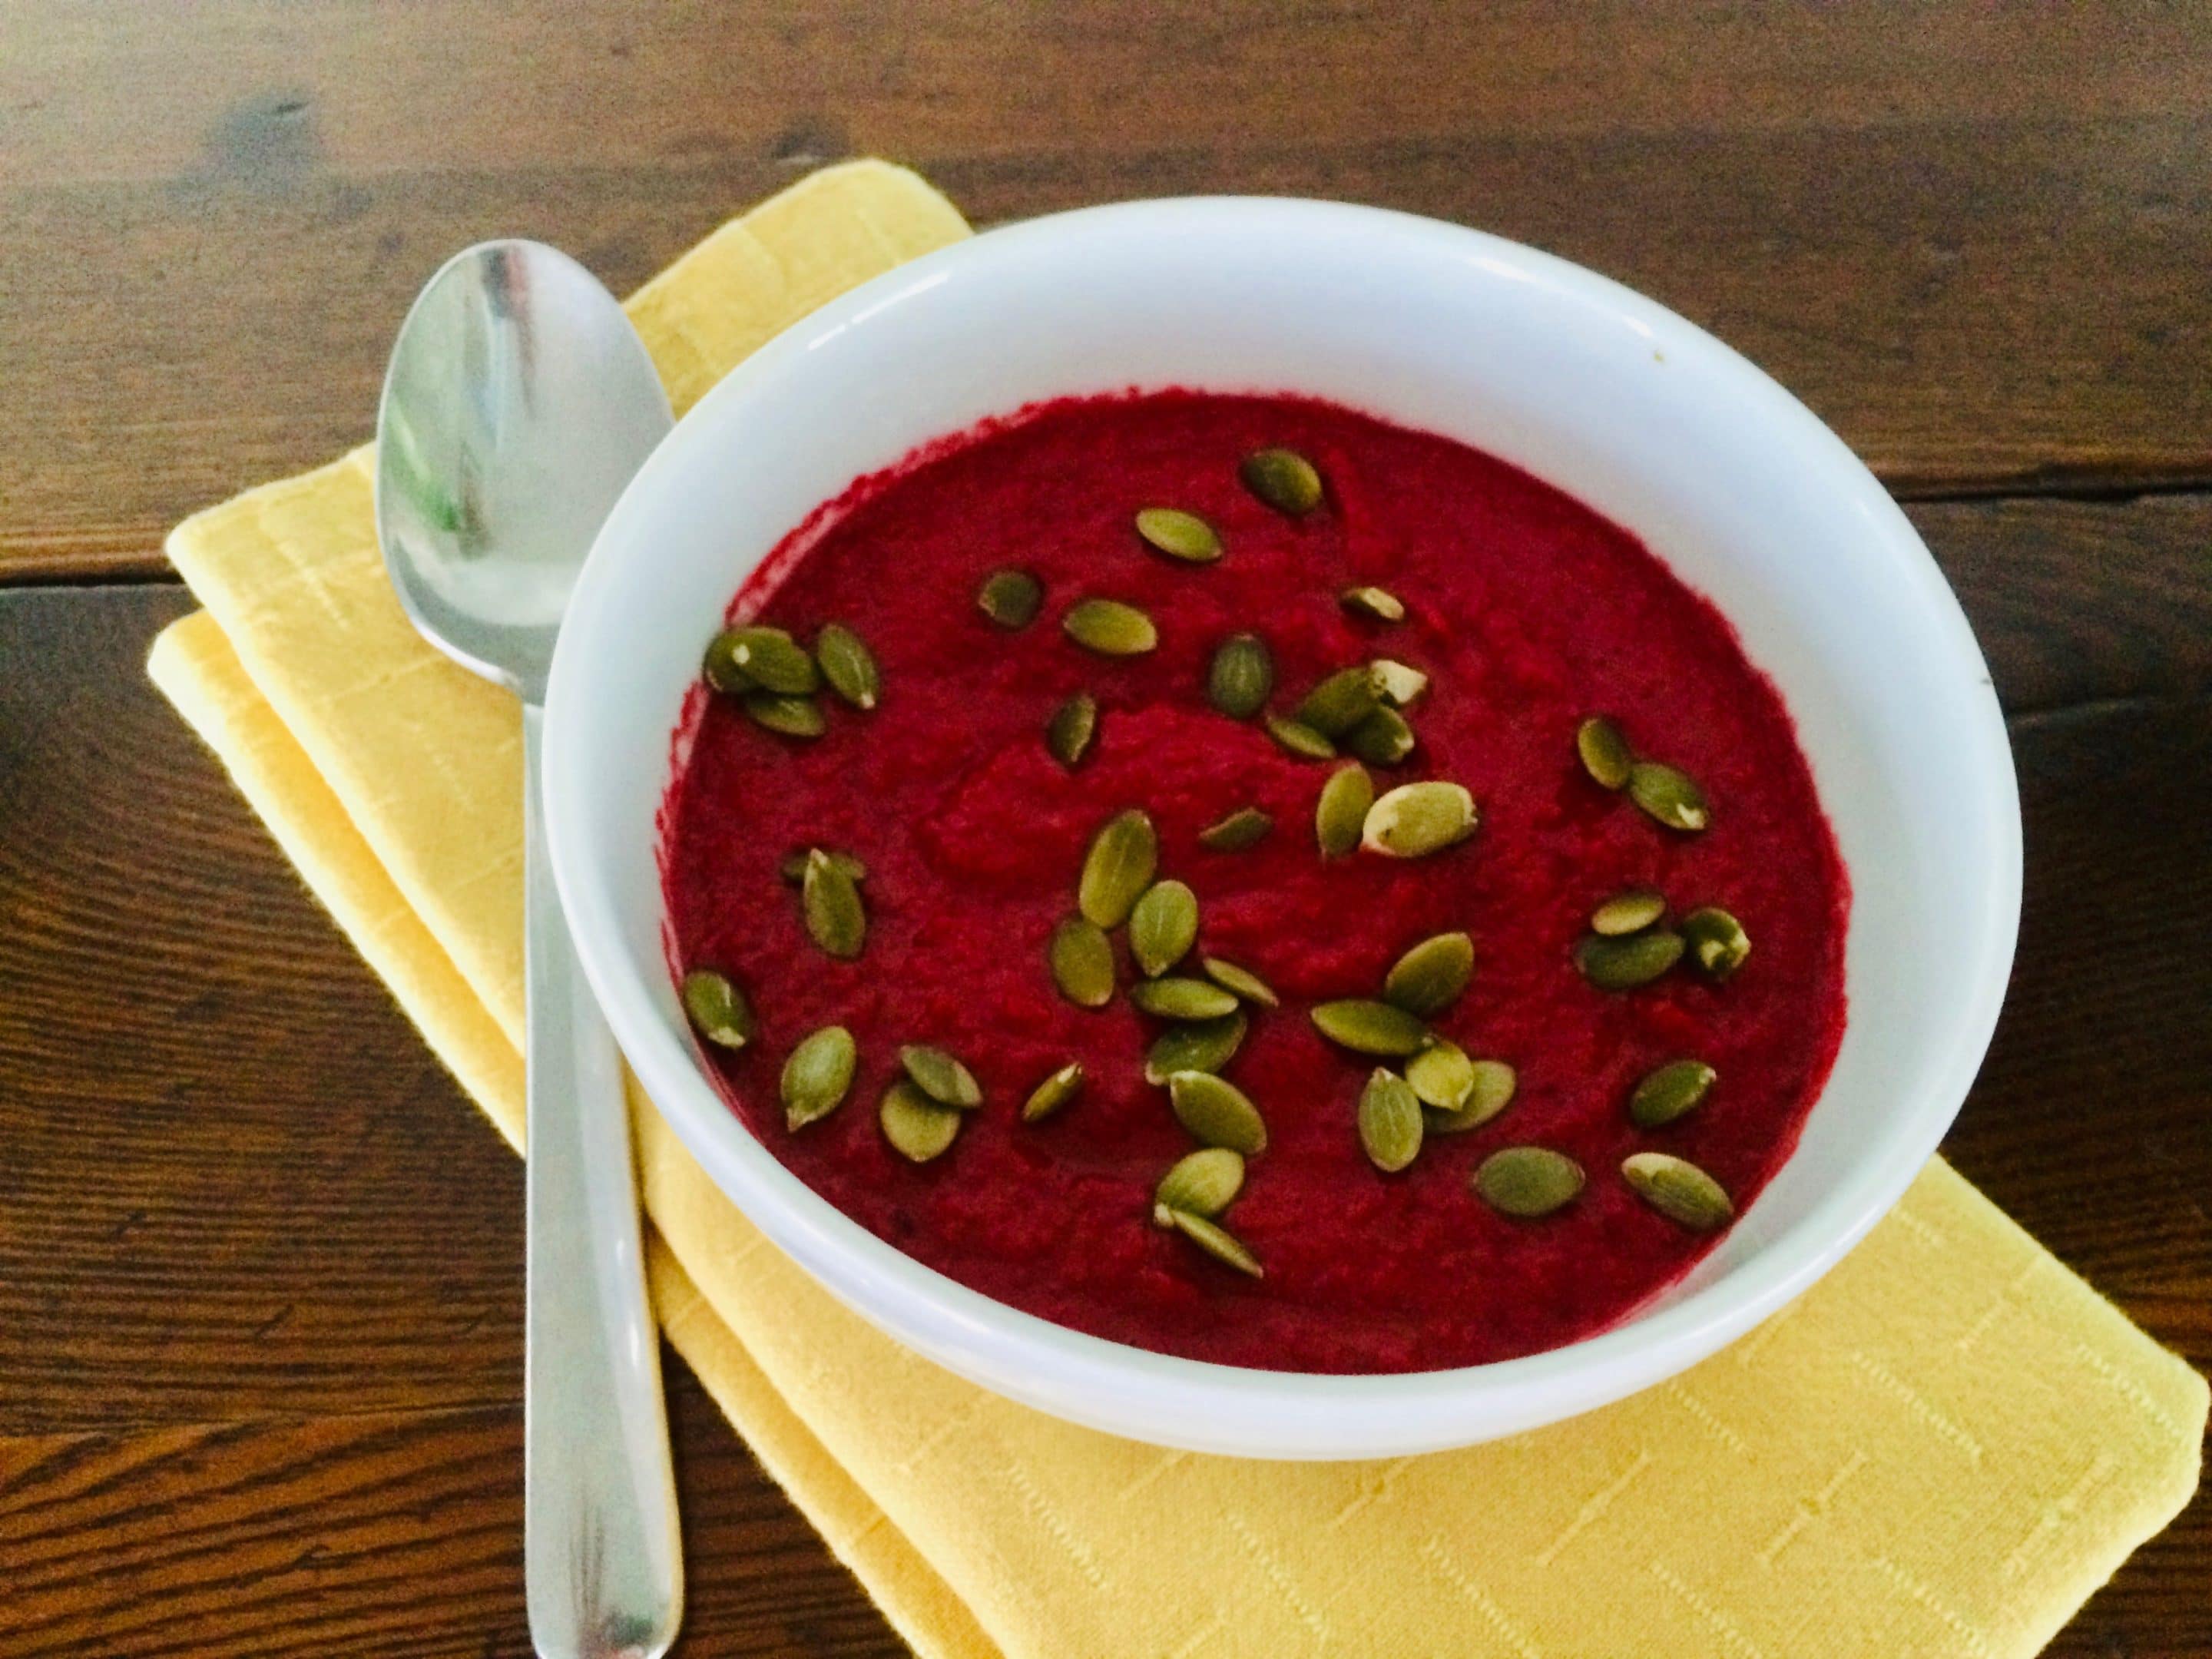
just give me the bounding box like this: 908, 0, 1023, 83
879, 1078, 961, 1163
1198, 806, 1273, 851
1047, 693, 1098, 767
743, 691, 826, 739
899, 1043, 982, 1109
1382, 931, 1474, 1016
1078, 808, 1157, 928
1240, 447, 1323, 515
1341, 585, 1406, 624
1130, 880, 1199, 979
1628, 761, 1710, 832
1422, 1058, 1518, 1134
1207, 633, 1274, 720
1576, 716, 1633, 790
701, 628, 756, 694
1296, 666, 1380, 738
1630, 1059, 1717, 1128
1591, 888, 1667, 936
1622, 1151, 1734, 1230
1022, 1061, 1085, 1124
1369, 658, 1429, 708
781, 1025, 856, 1131
1403, 1040, 1475, 1110
1681, 906, 1751, 979
802, 849, 866, 959
1064, 598, 1159, 656
1200, 956, 1279, 1008
681, 969, 755, 1050
1265, 714, 1337, 760
1164, 1207, 1263, 1277
1154, 1147, 1244, 1220
1144, 1012, 1247, 1084
779, 848, 866, 886
1574, 929, 1685, 990
813, 624, 879, 710
720, 626, 820, 695
1135, 507, 1223, 563
1131, 977, 1240, 1021
1346, 705, 1416, 767
1167, 1071, 1267, 1154
978, 568, 1043, 629
1316, 761, 1374, 858
1357, 1068, 1424, 1173
1310, 998, 1431, 1057
1475, 1147, 1585, 1217
1362, 781, 1478, 858
1048, 915, 1116, 1009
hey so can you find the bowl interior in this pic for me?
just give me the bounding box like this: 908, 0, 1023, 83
545, 199, 2019, 1458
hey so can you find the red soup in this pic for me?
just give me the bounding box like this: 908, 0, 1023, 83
660, 390, 1848, 1375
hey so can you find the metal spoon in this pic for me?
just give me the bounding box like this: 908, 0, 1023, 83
375, 241, 680, 1659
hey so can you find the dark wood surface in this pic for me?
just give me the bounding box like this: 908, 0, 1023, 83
0, 5, 2204, 1654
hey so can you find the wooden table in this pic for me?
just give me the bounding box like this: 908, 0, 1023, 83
2, 5, 2206, 1653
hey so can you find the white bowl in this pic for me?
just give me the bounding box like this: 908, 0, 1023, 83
545, 198, 2021, 1459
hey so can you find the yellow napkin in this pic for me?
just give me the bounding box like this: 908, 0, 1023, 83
148, 161, 2203, 1659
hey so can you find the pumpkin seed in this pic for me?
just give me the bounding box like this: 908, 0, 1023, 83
879, 1079, 961, 1163
721, 626, 820, 695
1198, 806, 1274, 851
1131, 977, 1240, 1021
1078, 808, 1157, 928
1129, 880, 1199, 979
1628, 760, 1710, 832
1316, 761, 1374, 858
1362, 781, 1478, 858
1369, 658, 1429, 707
778, 848, 866, 886
1207, 632, 1274, 720
1163, 1207, 1263, 1277
1047, 693, 1098, 767
1574, 929, 1684, 990
1422, 1058, 1518, 1134
1475, 1147, 1585, 1217
1622, 1151, 1734, 1230
1346, 705, 1416, 767
899, 1043, 982, 1109
1629, 1060, 1717, 1128
1681, 906, 1751, 979
1341, 585, 1406, 624
1048, 915, 1116, 1008
1382, 931, 1474, 1016
1154, 1147, 1244, 1220
1310, 998, 1431, 1057
1064, 598, 1158, 656
1265, 714, 1337, 760
1358, 1068, 1424, 1173
1240, 446, 1323, 515
1167, 1071, 1267, 1154
1576, 716, 1633, 790
802, 849, 866, 959
977, 568, 1042, 628
1591, 888, 1667, 936
1200, 956, 1279, 1008
681, 969, 755, 1050
743, 691, 826, 739
1296, 667, 1379, 737
701, 628, 755, 694
781, 1025, 856, 1130
1144, 1012, 1247, 1084
1022, 1061, 1086, 1124
1403, 1040, 1475, 1110
814, 624, 879, 710
1135, 507, 1223, 563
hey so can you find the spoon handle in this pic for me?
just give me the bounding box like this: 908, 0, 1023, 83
520, 705, 683, 1658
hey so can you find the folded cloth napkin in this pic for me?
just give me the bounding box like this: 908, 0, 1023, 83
148, 160, 2203, 1659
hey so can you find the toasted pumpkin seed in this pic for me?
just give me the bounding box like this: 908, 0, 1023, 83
1403, 1040, 1475, 1111
1240, 447, 1323, 515
778, 848, 866, 886
1358, 1068, 1424, 1173
1341, 585, 1406, 624
1167, 1071, 1267, 1154
743, 691, 826, 739
1422, 1058, 1518, 1134
801, 849, 866, 959
899, 1043, 982, 1109
1265, 714, 1337, 760
701, 628, 755, 694
1078, 808, 1157, 928
721, 626, 820, 695
1576, 716, 1634, 790
1362, 781, 1478, 858
1200, 956, 1279, 1008
1164, 1207, 1263, 1277
1296, 666, 1380, 737
977, 568, 1042, 628
1574, 929, 1685, 990
1135, 507, 1223, 563
1064, 598, 1158, 656
1382, 931, 1474, 1016
1316, 761, 1374, 858
1144, 1012, 1247, 1084
1475, 1147, 1585, 1217
1591, 888, 1668, 935
1207, 632, 1274, 720
1048, 915, 1116, 1008
1369, 658, 1429, 708
1046, 693, 1098, 767
1022, 1061, 1086, 1124
813, 624, 879, 710
1154, 1147, 1245, 1220
1622, 1151, 1734, 1230
1630, 1060, 1717, 1128
1131, 977, 1240, 1021
1628, 760, 1710, 832
781, 1026, 856, 1131
1198, 806, 1274, 851
681, 969, 755, 1050
1129, 880, 1199, 979
1346, 705, 1416, 767
1310, 998, 1431, 1057
1681, 906, 1751, 979
879, 1079, 961, 1163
